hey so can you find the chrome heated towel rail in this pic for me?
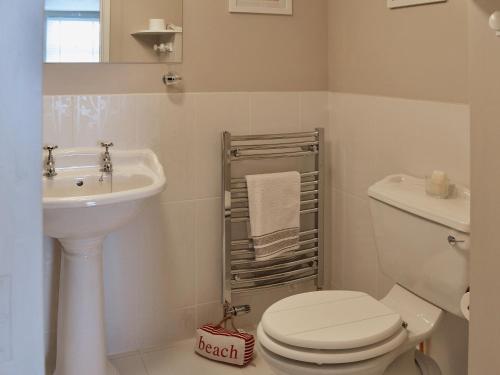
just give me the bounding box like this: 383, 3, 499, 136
221, 128, 325, 304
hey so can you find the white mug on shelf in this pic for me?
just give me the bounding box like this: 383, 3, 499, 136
149, 18, 166, 31
489, 11, 500, 36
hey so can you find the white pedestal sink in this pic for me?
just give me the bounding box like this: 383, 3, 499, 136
43, 148, 166, 375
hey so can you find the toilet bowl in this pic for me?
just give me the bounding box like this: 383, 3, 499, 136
257, 174, 469, 375
258, 342, 440, 375
257, 285, 442, 375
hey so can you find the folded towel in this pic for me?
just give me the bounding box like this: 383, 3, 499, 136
245, 171, 301, 261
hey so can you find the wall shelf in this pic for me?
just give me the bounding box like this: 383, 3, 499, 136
131, 30, 182, 36
130, 25, 183, 58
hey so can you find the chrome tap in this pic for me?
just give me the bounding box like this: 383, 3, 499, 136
43, 145, 58, 177
100, 142, 114, 173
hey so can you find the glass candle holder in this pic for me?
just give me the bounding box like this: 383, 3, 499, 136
425, 176, 451, 199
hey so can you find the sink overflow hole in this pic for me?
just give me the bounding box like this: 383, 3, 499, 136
76, 181, 84, 187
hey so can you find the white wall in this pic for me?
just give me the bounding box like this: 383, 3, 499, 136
43, 91, 329, 366
39, 0, 473, 372
326, 2, 470, 373
43, 90, 471, 375
468, 0, 500, 372
328, 92, 470, 375
0, 2, 45, 375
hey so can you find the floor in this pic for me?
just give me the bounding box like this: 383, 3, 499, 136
110, 337, 274, 375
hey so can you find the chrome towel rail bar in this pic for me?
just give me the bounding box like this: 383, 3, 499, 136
222, 128, 325, 304
231, 181, 318, 194
231, 140, 319, 152
232, 267, 317, 285
231, 256, 318, 276
230, 208, 319, 224
231, 131, 319, 141
231, 171, 319, 185
231, 247, 319, 266
231, 150, 318, 161
231, 275, 318, 294
231, 200, 318, 215
231, 190, 318, 204
231, 241, 319, 257
231, 229, 319, 247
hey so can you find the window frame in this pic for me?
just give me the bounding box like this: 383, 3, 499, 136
44, 10, 101, 63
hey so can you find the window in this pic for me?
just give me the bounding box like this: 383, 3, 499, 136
45, 11, 101, 63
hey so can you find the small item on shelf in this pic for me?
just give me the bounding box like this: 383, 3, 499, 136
194, 314, 255, 366
154, 43, 173, 53
167, 24, 183, 32
148, 18, 166, 31
425, 170, 451, 199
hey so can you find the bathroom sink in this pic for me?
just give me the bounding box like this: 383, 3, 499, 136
43, 148, 165, 239
42, 147, 165, 375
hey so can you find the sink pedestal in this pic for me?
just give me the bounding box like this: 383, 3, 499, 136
54, 237, 119, 375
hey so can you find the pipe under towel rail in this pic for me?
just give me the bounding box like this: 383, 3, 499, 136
221, 128, 325, 303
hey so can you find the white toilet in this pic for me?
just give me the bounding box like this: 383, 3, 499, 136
257, 174, 470, 375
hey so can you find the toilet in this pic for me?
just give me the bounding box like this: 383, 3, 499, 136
257, 174, 470, 375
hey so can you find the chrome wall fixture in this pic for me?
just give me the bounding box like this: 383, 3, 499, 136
100, 141, 114, 173
43, 144, 58, 178
221, 128, 325, 304
162, 72, 183, 86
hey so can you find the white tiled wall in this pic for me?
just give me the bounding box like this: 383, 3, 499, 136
42, 91, 329, 369
43, 91, 469, 375
328, 92, 470, 375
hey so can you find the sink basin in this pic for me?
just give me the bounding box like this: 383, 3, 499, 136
44, 148, 165, 239
43, 148, 166, 375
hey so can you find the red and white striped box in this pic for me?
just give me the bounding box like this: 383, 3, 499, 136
194, 324, 255, 366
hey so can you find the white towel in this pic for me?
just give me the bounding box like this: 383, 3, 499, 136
245, 171, 301, 261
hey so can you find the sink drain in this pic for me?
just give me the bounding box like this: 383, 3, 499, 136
76, 180, 84, 187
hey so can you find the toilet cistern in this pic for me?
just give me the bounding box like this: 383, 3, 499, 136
257, 174, 469, 375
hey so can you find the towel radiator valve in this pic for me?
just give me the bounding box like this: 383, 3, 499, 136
224, 303, 251, 318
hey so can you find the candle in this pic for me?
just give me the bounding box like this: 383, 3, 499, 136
431, 170, 446, 185
426, 171, 450, 198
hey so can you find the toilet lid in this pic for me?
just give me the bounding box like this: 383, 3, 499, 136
261, 291, 404, 350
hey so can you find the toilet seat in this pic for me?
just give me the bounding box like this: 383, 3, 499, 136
259, 291, 409, 364
261, 291, 405, 350
258, 324, 408, 365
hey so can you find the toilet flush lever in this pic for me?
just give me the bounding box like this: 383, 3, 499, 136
448, 235, 465, 246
